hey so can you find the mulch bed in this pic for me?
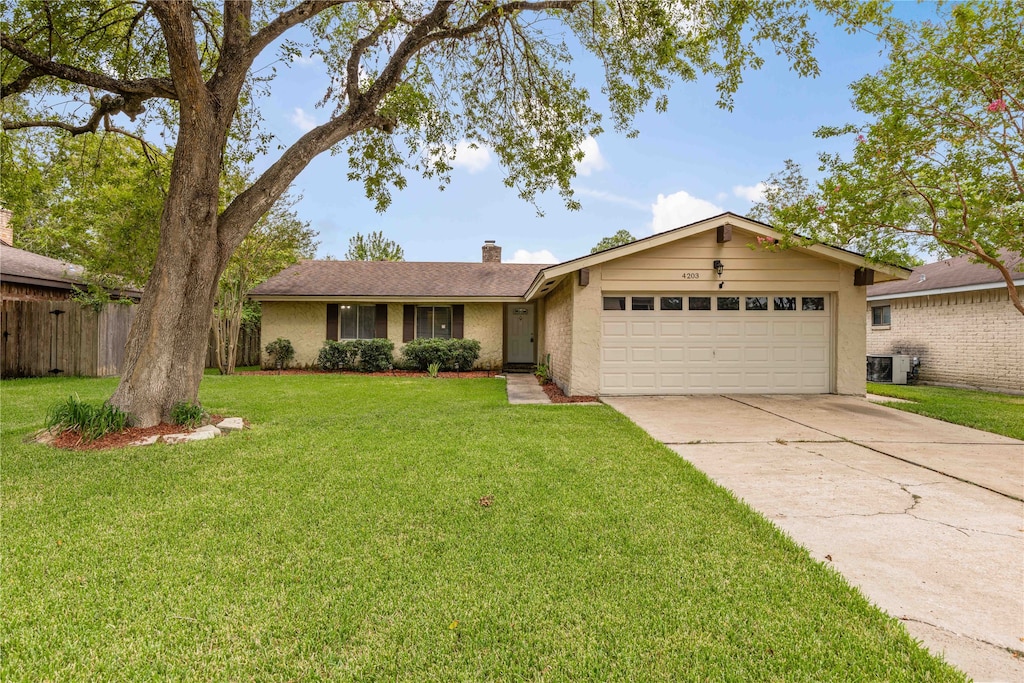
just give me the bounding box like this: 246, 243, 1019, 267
541, 382, 599, 404
237, 369, 496, 379
50, 414, 227, 452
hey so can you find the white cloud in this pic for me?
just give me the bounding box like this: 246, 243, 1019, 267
650, 190, 724, 233
574, 186, 648, 211
575, 136, 608, 176
732, 182, 768, 202
289, 107, 317, 133
715, 191, 729, 202
291, 52, 322, 66
506, 248, 559, 264
451, 140, 492, 174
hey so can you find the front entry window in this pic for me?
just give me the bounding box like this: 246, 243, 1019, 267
417, 306, 451, 339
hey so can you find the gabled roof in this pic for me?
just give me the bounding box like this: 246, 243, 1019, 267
868, 250, 1023, 300
0, 242, 88, 290
250, 260, 545, 300
524, 212, 912, 300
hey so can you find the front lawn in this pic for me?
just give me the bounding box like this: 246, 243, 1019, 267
868, 382, 1024, 440
2, 375, 963, 681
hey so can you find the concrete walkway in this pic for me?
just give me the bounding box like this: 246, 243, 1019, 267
605, 395, 1024, 682
505, 373, 551, 404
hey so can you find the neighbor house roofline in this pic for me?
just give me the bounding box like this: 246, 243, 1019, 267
523, 212, 912, 301
867, 278, 1024, 301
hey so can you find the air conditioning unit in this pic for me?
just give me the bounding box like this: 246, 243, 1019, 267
867, 354, 912, 384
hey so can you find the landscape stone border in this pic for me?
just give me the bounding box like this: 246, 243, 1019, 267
132, 417, 245, 446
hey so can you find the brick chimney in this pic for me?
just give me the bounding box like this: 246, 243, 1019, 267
0, 207, 12, 246
482, 240, 501, 263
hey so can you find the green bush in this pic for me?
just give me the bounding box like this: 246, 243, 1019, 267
171, 401, 207, 428
317, 339, 394, 372
317, 340, 360, 371
265, 337, 295, 369
358, 338, 395, 372
45, 395, 130, 442
401, 338, 481, 371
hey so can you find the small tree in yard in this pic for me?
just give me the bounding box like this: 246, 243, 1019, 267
750, 1, 1024, 315
212, 189, 317, 375
345, 231, 404, 261
3, 0, 845, 425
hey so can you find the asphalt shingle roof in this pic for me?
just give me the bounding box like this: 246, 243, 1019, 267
250, 260, 546, 298
868, 250, 1023, 297
0, 243, 87, 286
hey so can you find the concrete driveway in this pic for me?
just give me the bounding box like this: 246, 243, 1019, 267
604, 395, 1024, 682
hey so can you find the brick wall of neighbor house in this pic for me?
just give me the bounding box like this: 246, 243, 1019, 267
867, 286, 1024, 393
542, 277, 573, 392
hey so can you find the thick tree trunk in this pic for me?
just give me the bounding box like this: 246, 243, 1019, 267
110, 119, 229, 426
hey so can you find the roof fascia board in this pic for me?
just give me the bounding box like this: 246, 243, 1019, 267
867, 279, 1024, 301
524, 273, 568, 301
0, 274, 78, 290
250, 295, 526, 303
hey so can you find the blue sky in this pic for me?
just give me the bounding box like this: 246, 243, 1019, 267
251, 3, 939, 264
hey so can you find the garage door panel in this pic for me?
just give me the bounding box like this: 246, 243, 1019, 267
630, 321, 657, 336
717, 322, 742, 337
630, 346, 657, 362
600, 293, 831, 394
659, 321, 685, 336
773, 346, 798, 363
687, 321, 714, 337
687, 346, 715, 363
603, 321, 628, 337
660, 347, 685, 362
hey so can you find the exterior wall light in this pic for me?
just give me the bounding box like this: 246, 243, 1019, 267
713, 259, 724, 276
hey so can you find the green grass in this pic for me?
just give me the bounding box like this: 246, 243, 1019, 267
868, 382, 1024, 440
2, 375, 964, 681
203, 365, 259, 376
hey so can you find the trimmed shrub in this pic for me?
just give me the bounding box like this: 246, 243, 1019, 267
401, 338, 481, 371
358, 338, 394, 372
265, 337, 295, 369
317, 339, 394, 372
318, 340, 360, 371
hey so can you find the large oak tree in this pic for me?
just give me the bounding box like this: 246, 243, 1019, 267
3, 0, 841, 425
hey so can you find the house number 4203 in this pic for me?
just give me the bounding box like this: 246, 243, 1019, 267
681, 272, 700, 279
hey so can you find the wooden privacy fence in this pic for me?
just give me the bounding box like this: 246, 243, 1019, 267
0, 300, 136, 378
205, 324, 261, 369
1, 299, 262, 378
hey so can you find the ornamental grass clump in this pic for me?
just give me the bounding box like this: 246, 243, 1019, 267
170, 401, 207, 429
45, 394, 129, 442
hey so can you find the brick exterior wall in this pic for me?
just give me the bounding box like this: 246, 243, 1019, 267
867, 286, 1024, 393
542, 277, 573, 392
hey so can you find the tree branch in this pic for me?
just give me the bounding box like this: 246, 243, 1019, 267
149, 1, 208, 107
4, 93, 132, 133
245, 0, 353, 63
0, 34, 176, 100
0, 65, 44, 98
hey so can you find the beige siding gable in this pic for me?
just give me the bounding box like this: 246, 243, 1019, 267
600, 228, 842, 292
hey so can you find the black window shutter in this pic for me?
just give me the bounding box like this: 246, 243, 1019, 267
375, 304, 388, 338
403, 305, 415, 342
326, 304, 339, 341
452, 305, 464, 339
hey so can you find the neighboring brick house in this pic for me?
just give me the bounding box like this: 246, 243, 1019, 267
866, 251, 1024, 394
253, 213, 911, 397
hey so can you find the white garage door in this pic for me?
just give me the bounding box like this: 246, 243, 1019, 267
600, 294, 831, 394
